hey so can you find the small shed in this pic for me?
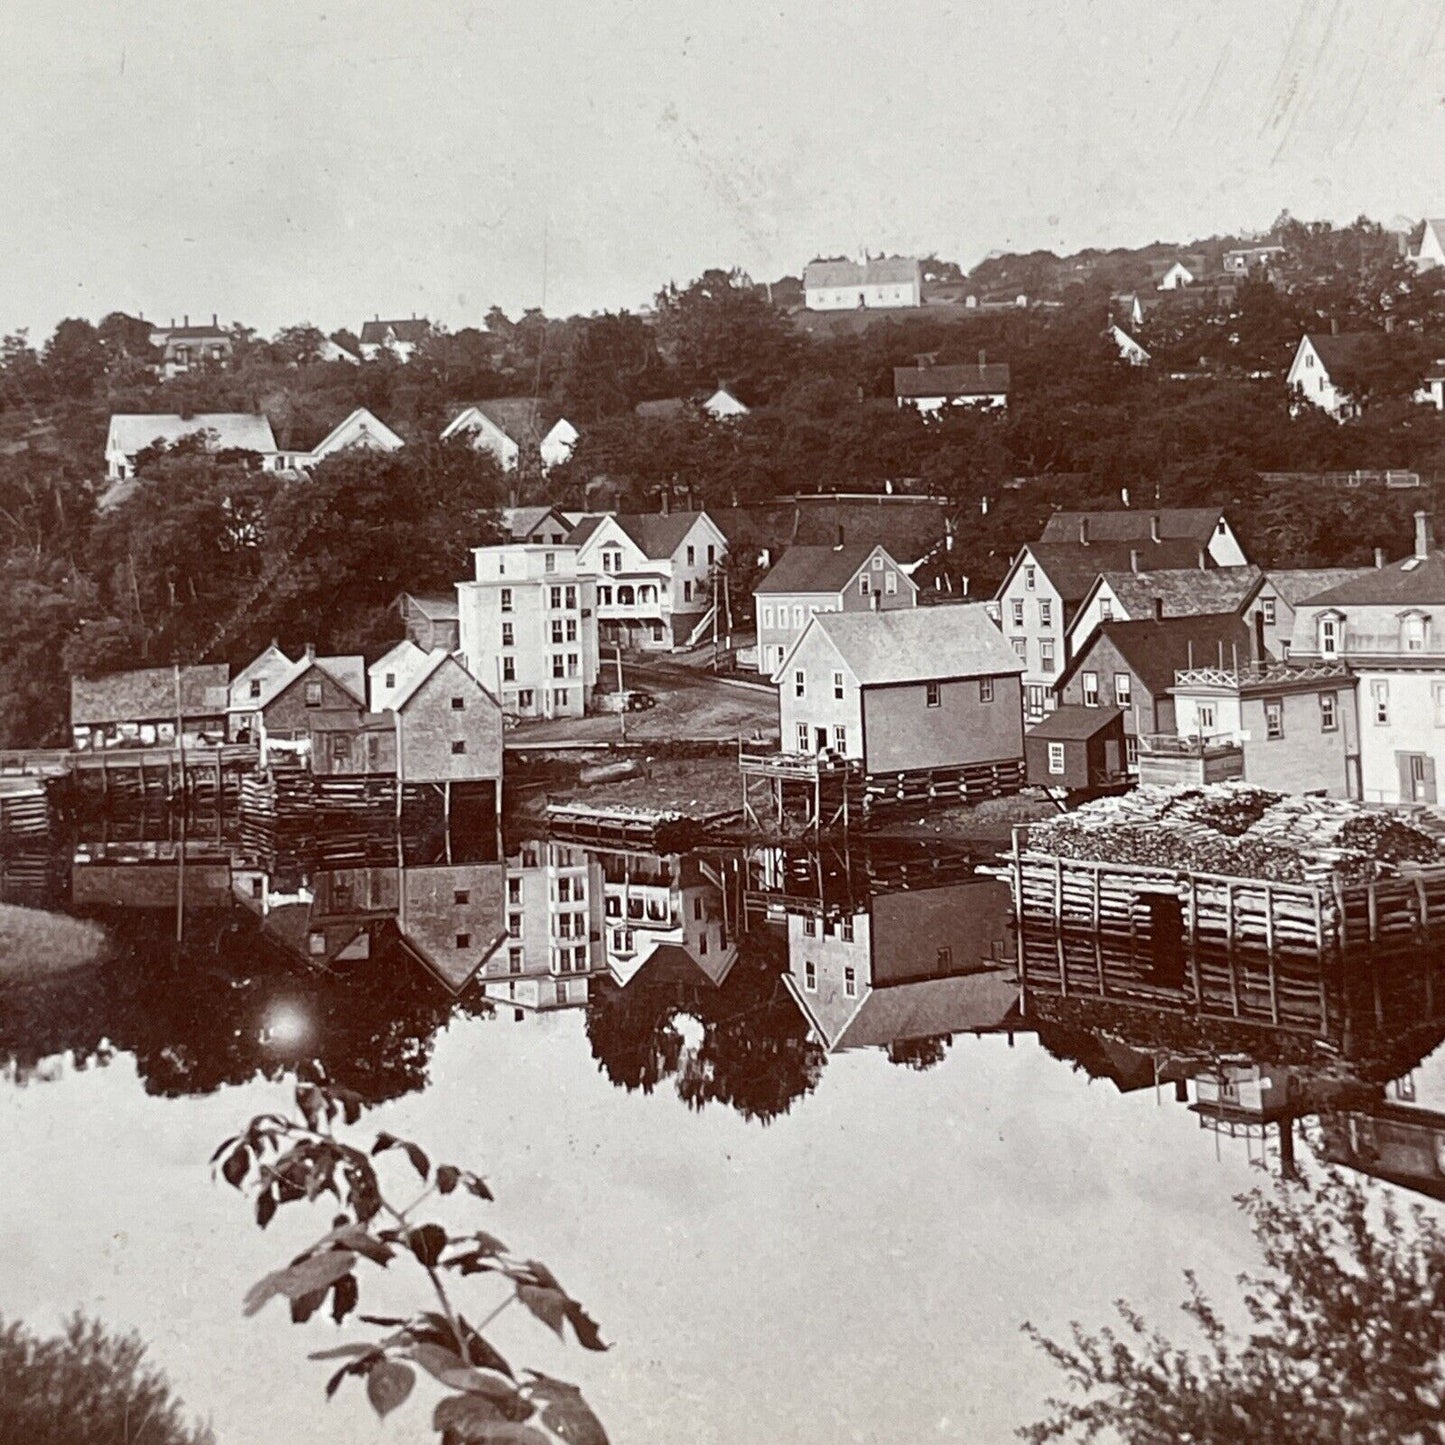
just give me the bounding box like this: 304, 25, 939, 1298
1025, 706, 1126, 790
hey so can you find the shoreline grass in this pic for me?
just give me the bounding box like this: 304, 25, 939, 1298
0, 903, 109, 984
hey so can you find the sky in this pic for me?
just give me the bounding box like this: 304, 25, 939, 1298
5, 0, 1445, 340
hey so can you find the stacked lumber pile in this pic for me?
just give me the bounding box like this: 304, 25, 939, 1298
1026, 783, 1440, 884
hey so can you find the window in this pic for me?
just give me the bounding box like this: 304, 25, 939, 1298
804, 961, 817, 992
1321, 692, 1339, 731
1403, 613, 1428, 652
885, 571, 897, 595
1114, 673, 1132, 707
502, 657, 516, 682
793, 604, 804, 628
707, 545, 716, 564
1082, 671, 1099, 707
804, 916, 817, 937
1011, 599, 1024, 627
248, 679, 262, 698
1372, 679, 1389, 725
926, 682, 941, 708
1320, 616, 1339, 657
686, 545, 695, 566
761, 604, 773, 628
553, 655, 565, 678
869, 555, 883, 571
518, 689, 533, 709
1264, 698, 1284, 740
500, 587, 513, 613
979, 677, 994, 703
1125, 735, 1139, 766
1039, 600, 1053, 627
683, 581, 693, 603
551, 620, 564, 643
567, 654, 578, 677
550, 587, 562, 609
308, 931, 326, 956
844, 967, 857, 997
501, 622, 513, 647
1039, 640, 1056, 675
451, 740, 466, 754
858, 575, 871, 596
1262, 597, 1277, 625
544, 552, 556, 574
554, 688, 569, 707
456, 933, 471, 949
1025, 566, 1036, 590
1100, 597, 1113, 621
833, 724, 847, 752
1012, 638, 1027, 661
840, 917, 854, 942
304, 681, 323, 707
795, 670, 806, 697
451, 696, 464, 711
565, 585, 576, 609
331, 734, 351, 762
796, 722, 810, 753
455, 888, 471, 905
833, 671, 844, 700
1198, 703, 1217, 732
555, 982, 568, 1005
1047, 742, 1066, 775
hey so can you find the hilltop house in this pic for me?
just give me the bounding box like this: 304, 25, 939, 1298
995, 507, 1244, 722
105, 412, 277, 482
894, 356, 1010, 412
1067, 565, 1263, 658
570, 510, 727, 651
1156, 259, 1197, 290
803, 257, 921, 310
1286, 331, 1375, 419
773, 604, 1024, 781
456, 542, 600, 718
358, 317, 430, 362
71, 664, 229, 751
1109, 325, 1151, 366
1413, 219, 1445, 272
269, 408, 404, 472
149, 316, 231, 379
1288, 512, 1445, 803
440, 399, 579, 471
634, 387, 750, 422
1055, 613, 1254, 771
753, 542, 917, 674
1223, 244, 1285, 277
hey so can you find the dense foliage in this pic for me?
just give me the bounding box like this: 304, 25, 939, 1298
6, 212, 1445, 745
0, 1313, 214, 1445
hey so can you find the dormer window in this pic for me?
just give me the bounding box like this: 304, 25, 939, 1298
1400, 610, 1429, 653
1025, 565, 1036, 591
1319, 614, 1341, 658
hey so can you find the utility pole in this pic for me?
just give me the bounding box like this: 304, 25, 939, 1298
615, 644, 626, 742
173, 661, 187, 805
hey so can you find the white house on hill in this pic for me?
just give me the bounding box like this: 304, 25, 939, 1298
105, 413, 277, 482
441, 399, 579, 471
1286, 331, 1375, 420
358, 318, 430, 362
894, 357, 1010, 412
270, 408, 404, 472
803, 257, 921, 311
1413, 219, 1445, 272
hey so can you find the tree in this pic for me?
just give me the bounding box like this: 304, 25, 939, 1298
218, 1074, 610, 1442
273, 324, 329, 365
0, 1313, 213, 1445
1022, 1166, 1445, 1443
43, 317, 106, 400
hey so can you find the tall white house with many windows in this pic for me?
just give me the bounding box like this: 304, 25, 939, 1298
456, 543, 599, 719
1289, 512, 1445, 803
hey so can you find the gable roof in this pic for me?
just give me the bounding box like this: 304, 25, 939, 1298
1040, 508, 1226, 547
501, 505, 572, 540
755, 543, 906, 596
1063, 614, 1254, 697
360, 318, 430, 345
1084, 565, 1263, 622
399, 592, 459, 621
1300, 331, 1376, 375
1299, 551, 1445, 607
894, 362, 1010, 398
711, 499, 950, 569
834, 971, 1020, 1051
634, 397, 688, 420
575, 511, 717, 560
1264, 567, 1376, 606
72, 664, 229, 725
159, 321, 228, 342
370, 639, 428, 677
257, 654, 366, 710
448, 398, 562, 447
1016, 539, 1211, 608
107, 413, 276, 457
787, 603, 1023, 686
391, 650, 497, 712
804, 256, 920, 289
1026, 704, 1125, 741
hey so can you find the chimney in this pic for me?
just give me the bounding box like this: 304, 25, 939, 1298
1385, 314, 1396, 335
978, 349, 988, 369
305, 642, 316, 661
835, 525, 845, 550
1253, 609, 1266, 664
183, 314, 190, 327
1197, 547, 1207, 570
211, 312, 217, 327
1130, 547, 1141, 574
1152, 597, 1164, 621
1149, 513, 1161, 543
1078, 517, 1089, 545
1416, 510, 1435, 559
660, 489, 670, 516
1331, 317, 1340, 335
1375, 546, 1386, 568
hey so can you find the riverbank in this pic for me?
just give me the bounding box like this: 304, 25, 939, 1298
0, 903, 109, 983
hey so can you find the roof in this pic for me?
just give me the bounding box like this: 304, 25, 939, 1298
1027, 705, 1125, 741
1020, 539, 1211, 607
634, 398, 688, 420
1090, 565, 1262, 620
789, 603, 1024, 686
449, 398, 561, 447
71, 663, 229, 725
834, 971, 1019, 1051
893, 363, 1010, 398
400, 592, 459, 621
107, 413, 276, 457
256, 654, 366, 710
390, 650, 453, 710
1040, 508, 1226, 547
1300, 551, 1445, 608
1064, 614, 1255, 697
370, 639, 427, 676
1264, 567, 1375, 606
501, 506, 571, 540
1301, 331, 1376, 375
360, 318, 430, 345
804, 256, 920, 289
575, 511, 715, 560
711, 498, 950, 569
754, 543, 900, 596
159, 322, 227, 341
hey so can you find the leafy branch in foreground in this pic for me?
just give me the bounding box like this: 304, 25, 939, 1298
1020, 1164, 1445, 1444
214, 1072, 609, 1443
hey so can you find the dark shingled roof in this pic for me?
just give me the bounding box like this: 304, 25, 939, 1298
1040, 508, 1226, 547
71, 663, 229, 725
711, 498, 950, 568
1027, 705, 1125, 741
574, 511, 713, 560
1264, 567, 1375, 606
894, 362, 1011, 399
1061, 614, 1254, 697
633, 397, 688, 420
1300, 551, 1445, 607
1090, 565, 1262, 619
1303, 331, 1377, 375
450, 397, 561, 447
1025, 539, 1210, 607
360, 318, 431, 345
754, 543, 893, 595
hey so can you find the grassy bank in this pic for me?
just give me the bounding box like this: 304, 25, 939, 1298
0, 904, 109, 984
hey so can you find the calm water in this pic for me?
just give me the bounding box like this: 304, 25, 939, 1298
3, 816, 1445, 1443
